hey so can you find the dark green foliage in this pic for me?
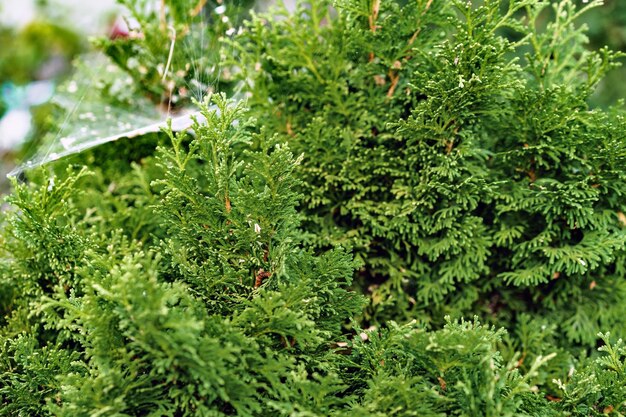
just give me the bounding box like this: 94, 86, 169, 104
340, 318, 560, 417
2, 0, 626, 415
1, 95, 624, 416
232, 0, 626, 347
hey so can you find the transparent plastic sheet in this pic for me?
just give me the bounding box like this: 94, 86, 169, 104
12, 110, 203, 174
8, 0, 244, 179
8, 53, 206, 177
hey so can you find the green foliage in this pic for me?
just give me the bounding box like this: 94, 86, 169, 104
0, 96, 365, 415
551, 333, 626, 416
2, 0, 626, 415
340, 318, 561, 417
1, 94, 623, 416
233, 0, 626, 347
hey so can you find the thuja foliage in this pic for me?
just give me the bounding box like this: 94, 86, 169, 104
232, 0, 626, 346
0, 95, 622, 415
2, 0, 626, 414
0, 96, 362, 415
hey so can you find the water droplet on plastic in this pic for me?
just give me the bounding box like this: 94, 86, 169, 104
67, 81, 78, 93
60, 136, 76, 149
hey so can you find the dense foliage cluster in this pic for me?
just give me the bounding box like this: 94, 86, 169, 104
234, 0, 626, 343
1, 0, 626, 415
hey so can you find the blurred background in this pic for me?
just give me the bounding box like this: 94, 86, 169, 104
0, 0, 624, 191
0, 0, 124, 185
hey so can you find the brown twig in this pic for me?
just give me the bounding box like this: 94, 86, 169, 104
388, 1, 433, 97
225, 196, 231, 213
423, 0, 433, 15
254, 268, 271, 289
437, 376, 447, 391
387, 71, 400, 98
445, 139, 454, 154
407, 0, 433, 48
368, 0, 380, 62
386, 60, 402, 98
369, 0, 380, 32
191, 0, 208, 17
444, 126, 459, 153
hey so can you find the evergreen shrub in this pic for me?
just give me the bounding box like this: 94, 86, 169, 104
233, 0, 626, 343
1, 0, 626, 415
